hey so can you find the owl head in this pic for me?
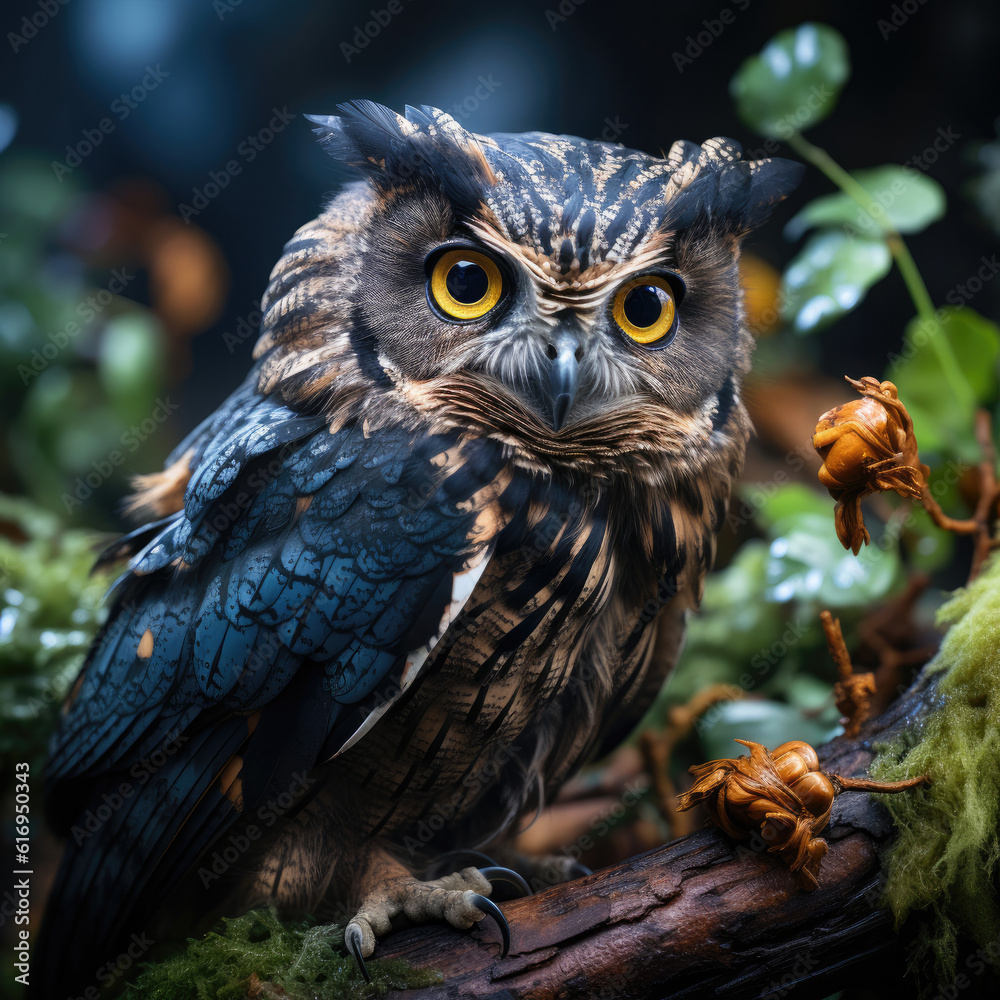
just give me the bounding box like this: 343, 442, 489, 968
255, 101, 801, 482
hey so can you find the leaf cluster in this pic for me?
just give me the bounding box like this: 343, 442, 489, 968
732, 23, 1000, 467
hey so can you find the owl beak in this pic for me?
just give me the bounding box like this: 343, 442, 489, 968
548, 330, 581, 432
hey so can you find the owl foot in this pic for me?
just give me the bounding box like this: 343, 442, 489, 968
345, 866, 515, 983
427, 849, 532, 900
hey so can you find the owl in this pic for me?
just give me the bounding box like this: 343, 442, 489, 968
35, 101, 801, 995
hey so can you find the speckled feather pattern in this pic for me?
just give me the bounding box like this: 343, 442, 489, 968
35, 101, 802, 997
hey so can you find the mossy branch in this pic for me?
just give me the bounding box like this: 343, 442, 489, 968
370, 628, 999, 999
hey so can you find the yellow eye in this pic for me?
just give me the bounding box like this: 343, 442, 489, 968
612, 275, 678, 346
428, 248, 504, 321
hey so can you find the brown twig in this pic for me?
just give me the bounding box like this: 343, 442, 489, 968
821, 610, 853, 679
918, 409, 1000, 581
821, 611, 876, 738
856, 575, 938, 713
639, 730, 684, 835
971, 409, 1000, 578
832, 774, 930, 794
639, 684, 743, 837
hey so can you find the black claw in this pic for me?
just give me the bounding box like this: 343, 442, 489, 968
479, 865, 532, 898
567, 861, 593, 879
345, 925, 371, 983
472, 893, 511, 957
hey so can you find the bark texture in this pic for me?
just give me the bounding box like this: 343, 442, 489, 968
375, 671, 937, 998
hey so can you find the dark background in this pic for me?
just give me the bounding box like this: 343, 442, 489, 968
2, 0, 998, 508
2, 7, 998, 993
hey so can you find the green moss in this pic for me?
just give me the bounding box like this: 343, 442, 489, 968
0, 493, 115, 769
125, 908, 442, 999
870, 553, 1000, 984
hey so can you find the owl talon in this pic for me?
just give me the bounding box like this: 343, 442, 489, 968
471, 893, 510, 957
345, 863, 508, 967
478, 865, 532, 899
344, 923, 371, 983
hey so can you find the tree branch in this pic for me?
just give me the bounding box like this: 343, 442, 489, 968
377, 671, 940, 999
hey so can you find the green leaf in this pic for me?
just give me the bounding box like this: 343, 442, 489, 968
765, 512, 901, 608
903, 505, 956, 573
697, 700, 839, 762
781, 230, 892, 331
729, 23, 850, 138
785, 166, 946, 239
677, 542, 787, 672
889, 307, 1000, 457
99, 315, 164, 409
751, 483, 836, 530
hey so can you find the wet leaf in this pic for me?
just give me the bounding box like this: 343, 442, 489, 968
752, 483, 836, 530
99, 314, 165, 421
697, 699, 838, 763
781, 230, 892, 332
730, 23, 850, 138
0, 494, 113, 765
904, 506, 956, 573
765, 512, 901, 608
785, 166, 946, 239
889, 307, 1000, 457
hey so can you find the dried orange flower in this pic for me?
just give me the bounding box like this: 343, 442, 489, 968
813, 376, 929, 554
677, 740, 832, 889
676, 739, 929, 890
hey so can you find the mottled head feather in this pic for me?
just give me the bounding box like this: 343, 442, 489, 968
307, 101, 498, 217
308, 101, 803, 274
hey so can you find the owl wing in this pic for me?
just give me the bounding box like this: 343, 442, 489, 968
40, 380, 506, 987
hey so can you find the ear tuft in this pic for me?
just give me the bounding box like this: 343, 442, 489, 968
306, 101, 495, 215
658, 140, 804, 237
741, 157, 806, 231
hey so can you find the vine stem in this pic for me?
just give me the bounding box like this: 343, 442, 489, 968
830, 774, 930, 794
916, 408, 1000, 581
783, 131, 970, 405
